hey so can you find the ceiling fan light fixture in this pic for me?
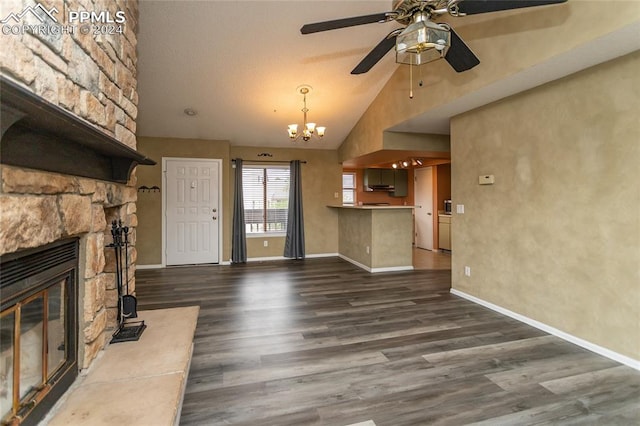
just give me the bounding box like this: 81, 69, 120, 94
395, 16, 450, 66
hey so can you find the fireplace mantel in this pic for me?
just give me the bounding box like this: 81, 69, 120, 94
0, 76, 155, 183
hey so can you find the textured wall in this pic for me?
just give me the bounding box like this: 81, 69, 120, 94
230, 146, 341, 259
371, 209, 413, 269
135, 137, 231, 265
337, 208, 373, 267
451, 52, 640, 359
337, 208, 413, 270
135, 140, 341, 264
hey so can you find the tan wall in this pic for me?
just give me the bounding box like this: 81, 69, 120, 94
371, 209, 413, 269
135, 140, 341, 264
450, 52, 640, 359
230, 146, 341, 258
337, 208, 372, 266
136, 137, 231, 265
337, 208, 413, 269
339, 1, 640, 162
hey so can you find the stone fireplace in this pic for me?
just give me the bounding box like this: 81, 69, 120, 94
0, 0, 152, 424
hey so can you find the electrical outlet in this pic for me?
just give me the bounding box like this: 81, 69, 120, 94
263, 240, 268, 247
334, 192, 339, 199
464, 266, 471, 276
366, 246, 370, 254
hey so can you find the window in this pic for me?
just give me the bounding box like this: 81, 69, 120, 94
243, 165, 289, 234
342, 172, 356, 205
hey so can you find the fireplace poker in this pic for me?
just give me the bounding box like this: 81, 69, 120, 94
122, 225, 138, 318
110, 220, 124, 327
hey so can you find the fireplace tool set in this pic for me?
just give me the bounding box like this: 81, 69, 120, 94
108, 220, 146, 343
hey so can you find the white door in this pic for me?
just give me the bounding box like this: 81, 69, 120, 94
414, 167, 434, 250
165, 159, 220, 265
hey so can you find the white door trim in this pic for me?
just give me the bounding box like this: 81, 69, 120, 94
161, 157, 223, 267
414, 166, 434, 250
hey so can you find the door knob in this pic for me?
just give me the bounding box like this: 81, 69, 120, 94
427, 212, 432, 215
212, 208, 217, 212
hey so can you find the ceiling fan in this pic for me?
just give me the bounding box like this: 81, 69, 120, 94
300, 0, 568, 75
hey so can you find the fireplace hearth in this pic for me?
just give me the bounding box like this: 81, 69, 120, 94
0, 239, 79, 426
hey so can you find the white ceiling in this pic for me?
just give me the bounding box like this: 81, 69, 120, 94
136, 1, 640, 153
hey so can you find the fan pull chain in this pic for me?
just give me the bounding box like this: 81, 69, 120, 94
409, 58, 413, 99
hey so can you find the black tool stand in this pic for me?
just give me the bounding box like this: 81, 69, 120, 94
108, 220, 146, 344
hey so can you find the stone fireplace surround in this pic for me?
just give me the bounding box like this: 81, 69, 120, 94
0, 0, 142, 369
0, 0, 150, 422
1, 165, 138, 367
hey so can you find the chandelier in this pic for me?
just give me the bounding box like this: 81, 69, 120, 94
287, 86, 326, 142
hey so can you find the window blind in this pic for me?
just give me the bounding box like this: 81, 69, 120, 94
242, 166, 289, 233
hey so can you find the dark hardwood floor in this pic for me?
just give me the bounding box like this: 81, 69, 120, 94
135, 257, 640, 425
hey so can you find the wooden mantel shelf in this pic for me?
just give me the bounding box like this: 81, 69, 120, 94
0, 76, 155, 183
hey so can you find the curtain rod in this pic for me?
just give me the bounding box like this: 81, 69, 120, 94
231, 158, 307, 164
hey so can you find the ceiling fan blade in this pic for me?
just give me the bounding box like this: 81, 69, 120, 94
456, 0, 568, 15
300, 13, 389, 34
444, 29, 480, 72
351, 35, 397, 75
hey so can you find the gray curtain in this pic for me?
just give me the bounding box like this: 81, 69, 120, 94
284, 160, 305, 259
231, 159, 247, 263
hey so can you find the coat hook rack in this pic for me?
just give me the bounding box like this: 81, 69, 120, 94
137, 185, 160, 193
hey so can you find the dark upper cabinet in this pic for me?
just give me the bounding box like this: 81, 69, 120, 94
380, 169, 395, 186
391, 169, 408, 197
364, 168, 395, 188
363, 168, 408, 197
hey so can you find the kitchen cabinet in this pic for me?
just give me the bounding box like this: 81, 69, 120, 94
438, 214, 451, 251
364, 168, 395, 187
364, 168, 408, 197
391, 169, 408, 197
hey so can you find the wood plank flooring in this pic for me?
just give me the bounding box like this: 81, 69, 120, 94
135, 257, 640, 425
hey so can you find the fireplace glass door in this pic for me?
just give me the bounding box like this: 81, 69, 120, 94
0, 239, 78, 426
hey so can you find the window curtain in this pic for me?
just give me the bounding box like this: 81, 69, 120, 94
284, 160, 305, 259
231, 159, 247, 263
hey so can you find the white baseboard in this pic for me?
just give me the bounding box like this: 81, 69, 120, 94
306, 252, 339, 258
247, 253, 339, 262
338, 254, 413, 273
138, 254, 337, 268
450, 288, 640, 371
136, 264, 164, 270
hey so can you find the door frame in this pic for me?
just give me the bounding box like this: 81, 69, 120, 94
161, 157, 223, 267
414, 166, 437, 251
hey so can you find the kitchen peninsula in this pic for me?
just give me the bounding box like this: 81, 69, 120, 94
329, 205, 414, 272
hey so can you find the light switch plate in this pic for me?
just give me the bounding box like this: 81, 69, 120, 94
456, 204, 464, 214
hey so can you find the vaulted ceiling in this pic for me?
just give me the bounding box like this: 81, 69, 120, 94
136, 1, 639, 155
